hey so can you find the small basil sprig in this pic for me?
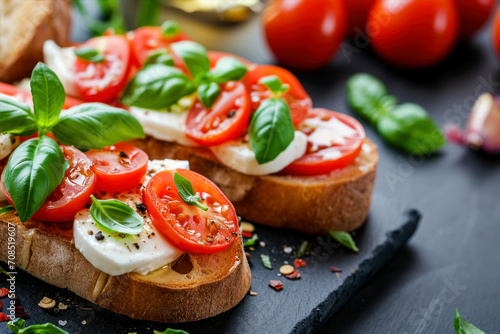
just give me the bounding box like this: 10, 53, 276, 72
173, 172, 208, 211
7, 318, 69, 334
74, 47, 105, 63
0, 97, 37, 136
249, 75, 295, 164
329, 230, 359, 252
161, 20, 180, 38
89, 196, 144, 234
260, 254, 272, 270
154, 328, 190, 334
144, 49, 175, 67
346, 73, 445, 154
454, 309, 485, 334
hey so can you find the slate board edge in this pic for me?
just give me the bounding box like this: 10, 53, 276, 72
293, 209, 421, 334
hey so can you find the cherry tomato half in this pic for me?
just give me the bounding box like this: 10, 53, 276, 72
185, 81, 251, 146
145, 169, 239, 254
245, 65, 312, 125
3, 146, 97, 222
85, 142, 148, 192
368, 0, 459, 69
455, 0, 495, 40
74, 35, 132, 102
262, 0, 347, 70
343, 0, 375, 35
283, 109, 366, 176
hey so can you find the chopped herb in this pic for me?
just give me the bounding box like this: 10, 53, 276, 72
243, 234, 259, 247
260, 254, 272, 270
269, 280, 283, 290
329, 230, 359, 252
0, 205, 14, 215
0, 266, 12, 278
297, 240, 312, 258
154, 328, 190, 334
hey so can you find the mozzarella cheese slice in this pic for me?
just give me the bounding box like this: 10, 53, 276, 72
0, 134, 20, 161
210, 131, 308, 175
43, 40, 78, 97
73, 159, 189, 276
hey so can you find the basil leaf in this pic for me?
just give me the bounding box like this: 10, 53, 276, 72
30, 63, 65, 136
121, 64, 196, 110
454, 309, 485, 334
243, 233, 259, 247
211, 57, 248, 84
154, 329, 190, 334
329, 230, 359, 252
4, 137, 66, 222
52, 103, 144, 150
144, 49, 175, 67
0, 95, 37, 136
260, 254, 272, 270
171, 41, 210, 78
161, 20, 180, 38
7, 318, 25, 333
377, 103, 446, 154
198, 82, 220, 108
89, 196, 144, 234
19, 323, 69, 334
259, 75, 289, 95
173, 172, 208, 211
297, 240, 312, 258
249, 98, 295, 164
74, 47, 104, 63
0, 205, 15, 215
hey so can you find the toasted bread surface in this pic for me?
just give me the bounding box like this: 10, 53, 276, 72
129, 138, 378, 234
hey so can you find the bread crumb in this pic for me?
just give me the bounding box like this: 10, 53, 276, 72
82, 320, 87, 325
58, 320, 67, 327
336, 273, 340, 278
249, 291, 257, 296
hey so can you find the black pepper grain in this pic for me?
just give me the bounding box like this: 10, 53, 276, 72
95, 231, 105, 241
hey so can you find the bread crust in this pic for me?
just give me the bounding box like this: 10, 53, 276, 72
0, 212, 251, 322
129, 138, 378, 234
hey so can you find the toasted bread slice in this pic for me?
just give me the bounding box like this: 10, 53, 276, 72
0, 210, 251, 322
129, 138, 378, 234
0, 0, 71, 82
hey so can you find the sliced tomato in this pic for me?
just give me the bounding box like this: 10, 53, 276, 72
185, 81, 251, 146
245, 65, 312, 125
145, 169, 239, 254
129, 26, 190, 67
283, 109, 366, 176
63, 95, 84, 109
74, 35, 132, 102
85, 142, 148, 192
3, 146, 97, 222
208, 51, 254, 69
0, 82, 31, 104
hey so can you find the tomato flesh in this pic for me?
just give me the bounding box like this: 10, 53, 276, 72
74, 35, 132, 102
245, 65, 311, 125
185, 81, 251, 146
145, 169, 239, 254
85, 142, 148, 192
455, 0, 495, 40
284, 109, 366, 176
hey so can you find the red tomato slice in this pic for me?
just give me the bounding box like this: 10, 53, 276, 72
283, 109, 366, 176
85, 142, 148, 192
129, 26, 190, 67
63, 95, 84, 109
144, 169, 239, 254
185, 81, 251, 146
74, 35, 132, 102
245, 65, 312, 125
0, 82, 31, 106
3, 146, 96, 222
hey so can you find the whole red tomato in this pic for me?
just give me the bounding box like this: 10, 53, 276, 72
455, 0, 495, 40
262, 0, 347, 71
492, 8, 500, 60
343, 0, 375, 35
368, 0, 459, 69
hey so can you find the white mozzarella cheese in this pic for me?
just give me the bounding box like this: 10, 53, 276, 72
43, 40, 78, 97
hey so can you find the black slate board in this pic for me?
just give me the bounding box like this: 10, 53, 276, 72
0, 195, 418, 334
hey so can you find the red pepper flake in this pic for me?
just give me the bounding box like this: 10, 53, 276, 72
0, 313, 8, 322
0, 288, 8, 298
15, 305, 29, 319
330, 266, 342, 273
293, 259, 307, 268
269, 280, 283, 290
242, 231, 253, 238
285, 270, 301, 280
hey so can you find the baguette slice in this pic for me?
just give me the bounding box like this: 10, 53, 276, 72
0, 210, 251, 323
129, 138, 378, 234
0, 0, 71, 82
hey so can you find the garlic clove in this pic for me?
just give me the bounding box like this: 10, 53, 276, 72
465, 93, 500, 153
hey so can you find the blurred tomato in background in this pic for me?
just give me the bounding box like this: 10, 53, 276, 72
262, 0, 347, 70
455, 0, 495, 40
343, 0, 375, 35
492, 8, 500, 59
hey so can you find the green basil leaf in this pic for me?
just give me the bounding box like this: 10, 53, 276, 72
30, 63, 65, 136
260, 254, 272, 270
154, 329, 190, 334
243, 233, 259, 247
329, 230, 359, 252
171, 41, 210, 78
0, 95, 37, 136
144, 49, 175, 67
376, 103, 446, 154
297, 240, 312, 258
0, 205, 15, 216
121, 64, 196, 110
74, 47, 105, 63
454, 309, 485, 334
7, 318, 25, 333
19, 323, 69, 334
259, 75, 289, 95
346, 73, 396, 123
198, 82, 220, 108
211, 57, 248, 84
249, 97, 295, 164
51, 103, 144, 150
4, 137, 66, 222
161, 20, 180, 38
173, 172, 208, 211
89, 195, 144, 234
